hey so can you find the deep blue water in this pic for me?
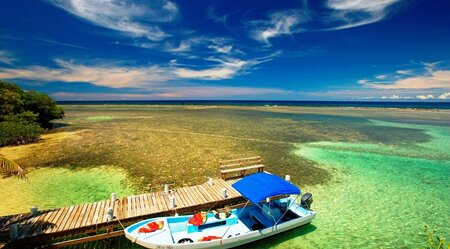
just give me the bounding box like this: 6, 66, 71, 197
57, 100, 450, 109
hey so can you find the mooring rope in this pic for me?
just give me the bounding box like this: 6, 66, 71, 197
221, 200, 249, 238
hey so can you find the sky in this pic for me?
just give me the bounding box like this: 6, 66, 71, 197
0, 0, 449, 101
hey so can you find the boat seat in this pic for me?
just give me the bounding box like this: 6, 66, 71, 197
262, 204, 282, 223
249, 209, 273, 228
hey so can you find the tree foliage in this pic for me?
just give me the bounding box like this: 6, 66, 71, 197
0, 81, 64, 146
23, 90, 64, 128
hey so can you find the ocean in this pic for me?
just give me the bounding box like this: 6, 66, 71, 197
58, 100, 450, 109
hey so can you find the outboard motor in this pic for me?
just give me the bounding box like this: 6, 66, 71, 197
300, 193, 313, 210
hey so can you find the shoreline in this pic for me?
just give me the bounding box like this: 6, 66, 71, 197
56, 100, 450, 110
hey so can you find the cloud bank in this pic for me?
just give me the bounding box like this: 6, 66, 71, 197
46, 0, 178, 41
359, 62, 450, 89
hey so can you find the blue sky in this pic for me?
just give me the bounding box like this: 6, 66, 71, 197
0, 0, 449, 101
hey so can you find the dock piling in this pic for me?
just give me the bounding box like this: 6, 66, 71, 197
106, 207, 114, 221
169, 196, 176, 209
208, 177, 214, 186
164, 184, 170, 194
10, 224, 18, 240
30, 206, 38, 216
285, 175, 291, 182
221, 188, 228, 199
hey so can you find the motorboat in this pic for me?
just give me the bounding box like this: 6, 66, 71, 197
124, 172, 315, 248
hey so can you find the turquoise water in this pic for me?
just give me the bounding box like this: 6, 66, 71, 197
278, 120, 449, 248
2, 107, 449, 248
0, 166, 134, 215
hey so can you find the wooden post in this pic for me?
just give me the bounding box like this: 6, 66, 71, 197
208, 177, 214, 186
164, 184, 170, 194
285, 175, 291, 182
10, 224, 18, 240
106, 207, 114, 221
221, 188, 227, 199
169, 196, 176, 209
30, 206, 38, 216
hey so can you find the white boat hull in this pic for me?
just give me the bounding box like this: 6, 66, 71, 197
125, 198, 316, 249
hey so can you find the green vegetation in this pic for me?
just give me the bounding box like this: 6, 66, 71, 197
0, 81, 64, 146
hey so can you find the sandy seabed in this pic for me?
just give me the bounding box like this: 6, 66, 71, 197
1, 105, 449, 248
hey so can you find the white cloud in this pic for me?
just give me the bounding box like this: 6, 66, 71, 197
208, 45, 233, 54
360, 62, 450, 89
326, 0, 400, 30
174, 53, 279, 80
373, 70, 450, 89
0, 52, 279, 86
304, 88, 447, 101
396, 69, 413, 75
174, 58, 248, 80
416, 94, 434, 100
206, 6, 229, 27
0, 51, 15, 65
381, 94, 413, 100
0, 59, 171, 87
164, 37, 233, 55
247, 0, 400, 43
166, 40, 193, 53
51, 87, 289, 100
47, 0, 178, 41
35, 38, 90, 50
438, 92, 450, 100
375, 74, 388, 80
252, 10, 304, 45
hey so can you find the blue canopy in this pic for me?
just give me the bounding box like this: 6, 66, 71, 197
232, 172, 301, 204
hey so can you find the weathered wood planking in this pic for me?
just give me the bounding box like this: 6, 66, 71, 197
0, 177, 245, 246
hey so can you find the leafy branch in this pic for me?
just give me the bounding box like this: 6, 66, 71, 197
0, 154, 27, 179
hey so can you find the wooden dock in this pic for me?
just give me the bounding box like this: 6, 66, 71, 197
0, 177, 246, 248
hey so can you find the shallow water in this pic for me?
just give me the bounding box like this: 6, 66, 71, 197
256, 120, 450, 248
0, 166, 134, 215
1, 107, 449, 248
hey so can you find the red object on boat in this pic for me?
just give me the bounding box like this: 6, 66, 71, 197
138, 220, 164, 233
188, 212, 205, 226
198, 235, 222, 242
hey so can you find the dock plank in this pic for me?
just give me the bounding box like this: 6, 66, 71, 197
175, 188, 189, 207
79, 202, 94, 227
48, 207, 69, 233
58, 205, 76, 232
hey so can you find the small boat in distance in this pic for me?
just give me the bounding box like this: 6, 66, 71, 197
125, 172, 316, 248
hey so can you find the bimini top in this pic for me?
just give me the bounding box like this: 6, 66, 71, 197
232, 172, 301, 204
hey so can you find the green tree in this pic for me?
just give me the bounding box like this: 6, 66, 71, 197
0, 81, 64, 146
23, 90, 65, 128
0, 81, 24, 117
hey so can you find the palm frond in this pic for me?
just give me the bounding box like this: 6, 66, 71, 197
0, 154, 27, 179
